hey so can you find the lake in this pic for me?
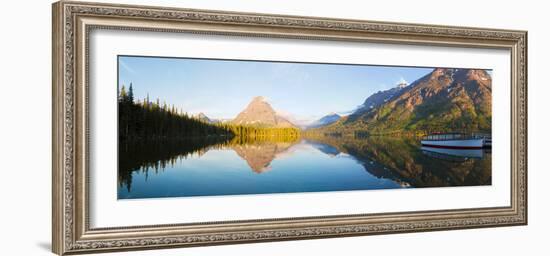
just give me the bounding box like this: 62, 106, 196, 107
117, 136, 491, 199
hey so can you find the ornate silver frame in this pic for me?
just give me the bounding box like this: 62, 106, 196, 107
52, 1, 527, 255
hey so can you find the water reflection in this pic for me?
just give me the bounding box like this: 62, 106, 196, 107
421, 146, 485, 160
306, 135, 491, 188
118, 135, 491, 199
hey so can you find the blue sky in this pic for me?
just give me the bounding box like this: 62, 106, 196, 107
118, 56, 433, 125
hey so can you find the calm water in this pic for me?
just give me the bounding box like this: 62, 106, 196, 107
117, 136, 491, 199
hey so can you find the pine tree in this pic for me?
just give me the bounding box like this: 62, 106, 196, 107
128, 83, 134, 104
119, 85, 127, 101
118, 88, 300, 142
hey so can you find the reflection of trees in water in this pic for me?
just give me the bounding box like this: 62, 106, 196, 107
305, 135, 491, 188
118, 136, 233, 192
118, 135, 299, 192
119, 133, 491, 193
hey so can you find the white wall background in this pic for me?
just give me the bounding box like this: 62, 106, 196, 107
0, 0, 547, 255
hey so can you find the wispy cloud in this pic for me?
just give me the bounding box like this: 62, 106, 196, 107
119, 59, 136, 74
268, 64, 311, 85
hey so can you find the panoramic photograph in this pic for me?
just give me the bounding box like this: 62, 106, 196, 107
117, 56, 492, 199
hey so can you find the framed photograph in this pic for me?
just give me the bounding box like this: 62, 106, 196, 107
52, 1, 527, 255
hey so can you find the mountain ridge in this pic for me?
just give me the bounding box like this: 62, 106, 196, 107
347, 81, 410, 123
315, 68, 492, 134
195, 68, 491, 134
307, 113, 341, 129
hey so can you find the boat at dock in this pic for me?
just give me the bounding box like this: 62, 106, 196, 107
421, 133, 491, 149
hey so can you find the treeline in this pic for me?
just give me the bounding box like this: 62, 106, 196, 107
118, 84, 233, 141
118, 84, 300, 141
226, 126, 300, 139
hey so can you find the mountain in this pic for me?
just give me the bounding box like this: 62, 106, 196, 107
347, 82, 409, 122
307, 113, 341, 129
324, 68, 492, 133
196, 112, 215, 123
232, 96, 297, 128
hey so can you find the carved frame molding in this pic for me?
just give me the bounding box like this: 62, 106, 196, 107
52, 1, 527, 255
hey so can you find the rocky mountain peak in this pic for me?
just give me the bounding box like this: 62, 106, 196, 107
428, 68, 490, 84
251, 96, 267, 103
232, 96, 296, 128
466, 69, 492, 83
348, 68, 491, 132
196, 112, 212, 123
397, 82, 409, 88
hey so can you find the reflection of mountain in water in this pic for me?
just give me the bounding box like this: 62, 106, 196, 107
231, 141, 296, 173
307, 140, 340, 157
118, 136, 300, 191
306, 135, 491, 188
119, 134, 491, 193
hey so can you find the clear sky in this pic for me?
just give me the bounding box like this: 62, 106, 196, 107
118, 56, 433, 125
